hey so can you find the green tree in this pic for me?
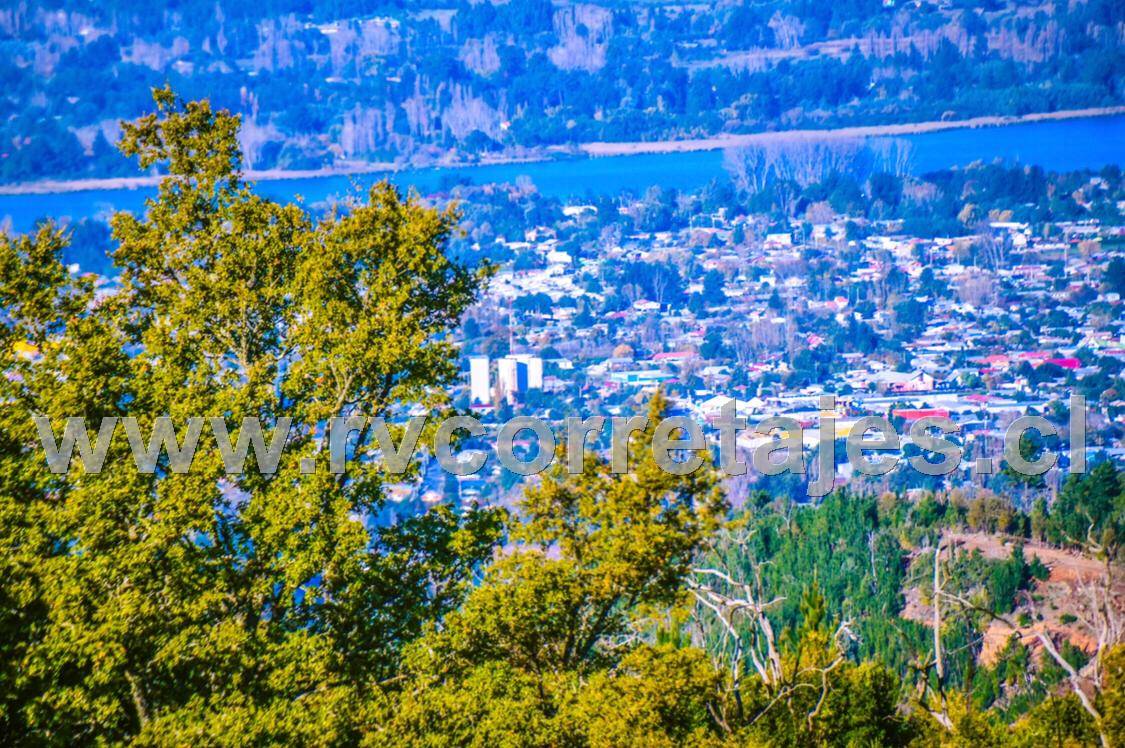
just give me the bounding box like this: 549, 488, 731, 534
0, 88, 501, 743
1047, 462, 1124, 559
384, 393, 728, 744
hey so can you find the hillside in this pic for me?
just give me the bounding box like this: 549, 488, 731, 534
0, 0, 1122, 182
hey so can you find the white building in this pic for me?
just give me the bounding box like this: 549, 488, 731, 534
510, 354, 544, 389
497, 358, 522, 403
469, 356, 491, 404
497, 355, 544, 402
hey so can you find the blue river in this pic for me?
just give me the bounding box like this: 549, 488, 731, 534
1, 114, 1123, 267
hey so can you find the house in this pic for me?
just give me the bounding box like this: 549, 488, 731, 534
651, 351, 695, 365
695, 395, 760, 423
1044, 357, 1081, 370
608, 370, 675, 387
874, 370, 935, 393
893, 408, 951, 422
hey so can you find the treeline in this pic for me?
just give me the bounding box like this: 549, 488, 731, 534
724, 142, 1125, 232
2, 0, 1123, 180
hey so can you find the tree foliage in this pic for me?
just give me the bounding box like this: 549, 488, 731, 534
0, 89, 500, 743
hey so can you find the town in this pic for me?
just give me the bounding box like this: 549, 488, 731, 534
370, 160, 1125, 518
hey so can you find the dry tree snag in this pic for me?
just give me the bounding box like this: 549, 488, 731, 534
934, 533, 1123, 748
687, 529, 856, 733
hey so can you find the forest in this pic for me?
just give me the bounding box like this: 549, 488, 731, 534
1, 90, 1123, 746
0, 0, 1123, 181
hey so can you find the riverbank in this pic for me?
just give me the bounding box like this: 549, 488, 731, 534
578, 106, 1125, 157
2, 106, 1123, 197
0, 161, 399, 196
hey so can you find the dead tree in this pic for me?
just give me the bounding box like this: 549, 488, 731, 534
935, 531, 1123, 748
688, 528, 856, 733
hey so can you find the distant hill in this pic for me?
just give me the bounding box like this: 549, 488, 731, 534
0, 0, 1122, 182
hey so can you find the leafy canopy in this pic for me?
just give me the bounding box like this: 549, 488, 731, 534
0, 87, 499, 743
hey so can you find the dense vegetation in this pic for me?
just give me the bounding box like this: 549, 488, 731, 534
699, 463, 1124, 725
1, 0, 1123, 181
2, 93, 1124, 745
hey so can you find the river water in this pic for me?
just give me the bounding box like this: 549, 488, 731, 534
1, 114, 1123, 268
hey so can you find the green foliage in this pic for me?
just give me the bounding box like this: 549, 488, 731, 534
1010, 693, 1099, 747
1046, 462, 1125, 559
988, 545, 1039, 615
701, 493, 918, 672
386, 393, 729, 743
0, 90, 499, 743
1102, 645, 1125, 746
737, 656, 913, 747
